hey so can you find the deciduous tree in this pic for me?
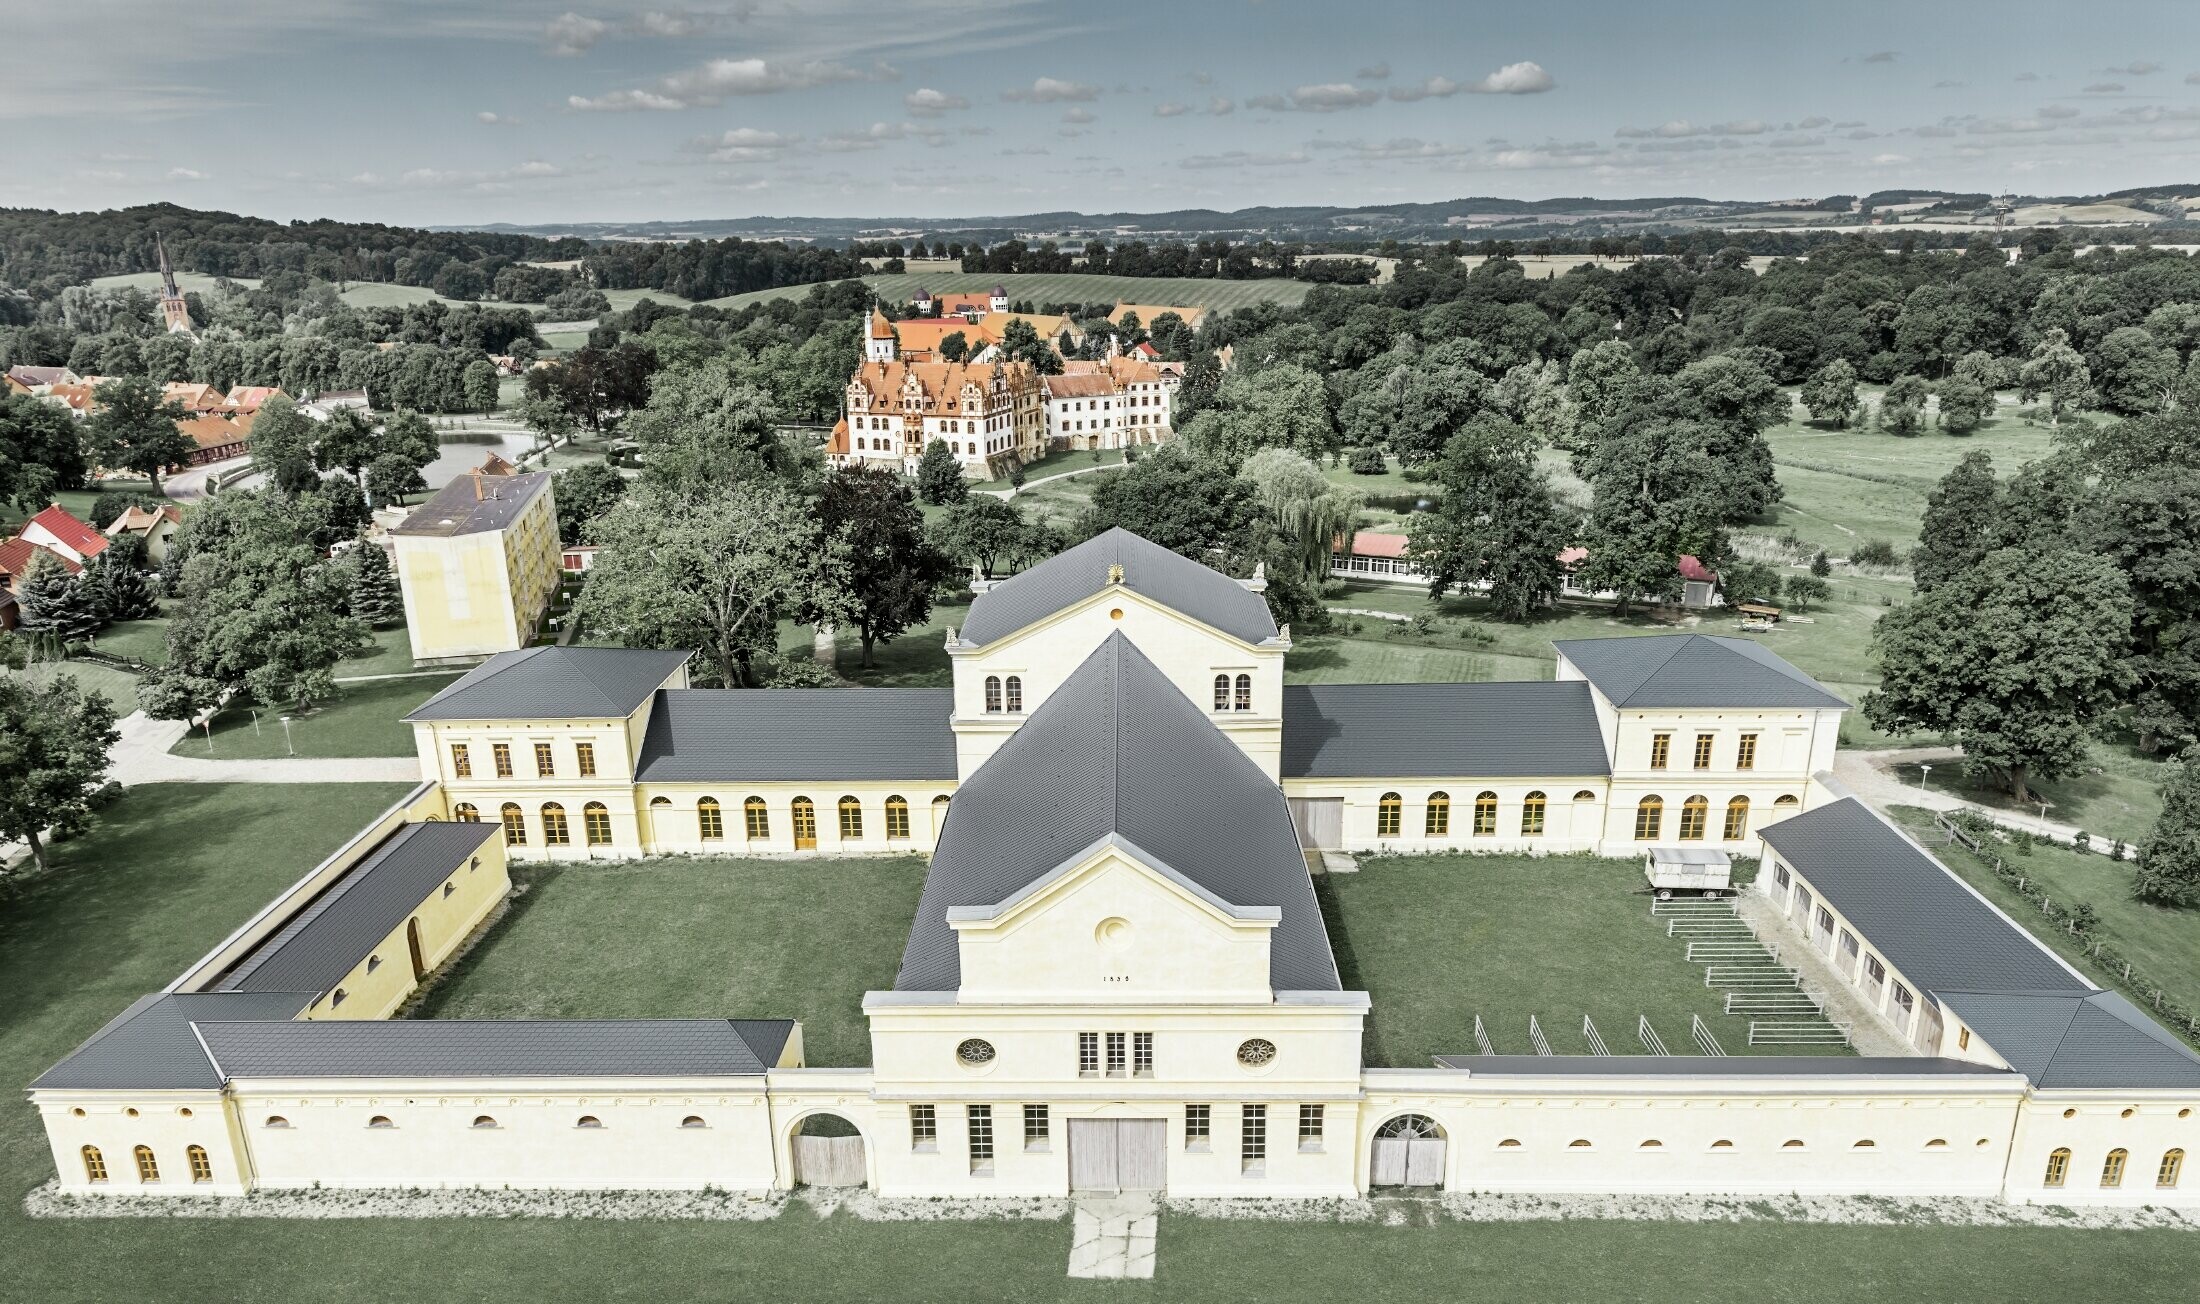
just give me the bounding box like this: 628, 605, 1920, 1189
0, 673, 120, 872
84, 377, 191, 496
2019, 328, 2091, 427
813, 464, 951, 667
1800, 359, 1860, 427
1913, 450, 2000, 590
916, 438, 968, 505
1407, 417, 1570, 621
2136, 750, 2200, 906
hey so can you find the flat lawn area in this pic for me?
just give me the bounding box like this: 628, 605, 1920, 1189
412, 856, 928, 1067
90, 270, 260, 296
975, 446, 1126, 491
86, 604, 177, 664
1890, 743, 2172, 847
1889, 806, 2200, 1032
702, 271, 1319, 314
1320, 852, 1844, 1064
334, 624, 424, 677
42, 480, 159, 526
1285, 634, 1548, 685
23, 659, 143, 717
168, 674, 457, 759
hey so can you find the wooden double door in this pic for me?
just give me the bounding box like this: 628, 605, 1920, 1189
1068, 1118, 1167, 1193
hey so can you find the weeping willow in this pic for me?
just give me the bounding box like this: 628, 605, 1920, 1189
1242, 447, 1364, 577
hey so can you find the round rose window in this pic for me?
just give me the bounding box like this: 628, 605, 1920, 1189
956, 1038, 997, 1067
1236, 1038, 1277, 1068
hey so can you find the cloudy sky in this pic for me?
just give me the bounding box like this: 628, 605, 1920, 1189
8, 0, 2200, 226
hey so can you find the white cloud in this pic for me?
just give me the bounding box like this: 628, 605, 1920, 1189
1387, 76, 1461, 103
1614, 119, 1767, 139
1870, 152, 1911, 164
2040, 103, 2080, 120
1933, 79, 1964, 89
477, 110, 521, 125
569, 57, 884, 111
1208, 96, 1234, 115
1153, 101, 1190, 118
544, 12, 607, 56
1177, 149, 1309, 169
1355, 61, 1391, 80
2083, 82, 2126, 93
1001, 76, 1100, 103
904, 87, 969, 116
693, 126, 800, 161
2015, 71, 2041, 82
817, 120, 946, 151
1466, 61, 1554, 94
1797, 115, 1831, 129
166, 166, 208, 181
2103, 61, 2162, 76
1061, 106, 1096, 124
1248, 82, 1382, 112
1861, 50, 1898, 63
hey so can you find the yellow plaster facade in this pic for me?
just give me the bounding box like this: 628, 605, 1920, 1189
392, 473, 560, 665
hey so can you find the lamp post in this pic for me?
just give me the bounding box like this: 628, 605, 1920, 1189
278, 715, 295, 757
1918, 764, 1932, 795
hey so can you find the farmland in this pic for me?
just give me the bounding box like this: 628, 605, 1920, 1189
701, 270, 1322, 314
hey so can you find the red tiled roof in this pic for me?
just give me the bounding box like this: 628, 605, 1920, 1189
0, 537, 82, 582
1343, 532, 1410, 559
179, 413, 248, 450
106, 504, 183, 535
827, 417, 850, 456
1555, 545, 1715, 583
26, 504, 108, 558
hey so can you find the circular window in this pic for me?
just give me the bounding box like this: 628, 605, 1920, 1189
1095, 916, 1131, 949
956, 1038, 997, 1067
1109, 608, 1125, 620
1236, 1038, 1277, 1068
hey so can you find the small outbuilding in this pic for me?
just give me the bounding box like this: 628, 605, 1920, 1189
1644, 847, 1733, 897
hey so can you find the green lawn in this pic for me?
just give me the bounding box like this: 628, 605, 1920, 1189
1322, 852, 1843, 1065
1889, 806, 2200, 1029
167, 674, 456, 759
1890, 744, 2172, 847
974, 446, 1127, 491
701, 271, 1320, 315
22, 659, 143, 718
334, 624, 425, 677
412, 856, 928, 1067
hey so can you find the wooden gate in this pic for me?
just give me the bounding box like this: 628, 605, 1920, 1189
1069, 1119, 1167, 1192
1288, 798, 1343, 851
406, 917, 426, 981
792, 1134, 866, 1187
1370, 1115, 1445, 1188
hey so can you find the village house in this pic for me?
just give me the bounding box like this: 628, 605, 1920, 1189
104, 503, 185, 565
390, 470, 562, 666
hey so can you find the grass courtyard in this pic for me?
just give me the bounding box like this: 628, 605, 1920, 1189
166, 673, 459, 760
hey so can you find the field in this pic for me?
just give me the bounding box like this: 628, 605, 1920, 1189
167, 674, 458, 760
701, 271, 1321, 315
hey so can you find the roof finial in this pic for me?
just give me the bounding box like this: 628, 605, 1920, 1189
1107, 562, 1125, 586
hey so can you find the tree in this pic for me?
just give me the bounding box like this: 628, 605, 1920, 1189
996, 317, 1063, 375
2135, 750, 2200, 907
15, 552, 101, 649
1081, 445, 1258, 562
1575, 418, 1731, 614
0, 674, 120, 872
1799, 359, 1860, 427
0, 392, 89, 511
937, 331, 969, 363
931, 496, 1036, 578
1913, 450, 2000, 590
1865, 546, 2133, 801
1719, 559, 1783, 606
83, 377, 191, 496
552, 462, 629, 544
1407, 417, 1570, 621
916, 438, 968, 505
813, 464, 952, 667
79, 547, 158, 624
2077, 420, 2200, 750
1936, 375, 1994, 434
1241, 448, 1363, 580
346, 540, 404, 627
627, 366, 807, 492
2089, 325, 2179, 415
1559, 339, 1644, 459
2019, 328, 2091, 427
1783, 573, 1831, 611
522, 342, 659, 436
1185, 364, 1339, 466
581, 481, 851, 688
248, 395, 321, 495
1878, 374, 1929, 435
461, 358, 502, 412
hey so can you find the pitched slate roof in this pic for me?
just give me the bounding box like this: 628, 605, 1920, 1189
1281, 682, 1611, 779
1553, 634, 1850, 710
1933, 990, 2200, 1089
898, 632, 1337, 992
213, 822, 502, 996
29, 992, 317, 1090
391, 470, 551, 537
404, 646, 690, 722
959, 528, 1279, 648
635, 687, 956, 783
1431, 1055, 2017, 1078
1758, 798, 2089, 996
193, 1018, 793, 1079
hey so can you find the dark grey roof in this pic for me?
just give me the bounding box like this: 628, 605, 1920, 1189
194, 1018, 794, 1079
404, 645, 691, 721
635, 688, 956, 783
1430, 1055, 2017, 1078
1935, 990, 2200, 1089
958, 528, 1278, 648
1552, 635, 1850, 710
1281, 682, 1611, 778
392, 470, 552, 537
29, 992, 317, 1090
897, 632, 1336, 991
1759, 798, 2089, 996
213, 822, 502, 996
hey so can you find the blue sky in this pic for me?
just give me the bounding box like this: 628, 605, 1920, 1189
8, 0, 2200, 226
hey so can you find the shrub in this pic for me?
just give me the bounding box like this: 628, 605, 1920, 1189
1347, 444, 1386, 475
1851, 538, 1900, 568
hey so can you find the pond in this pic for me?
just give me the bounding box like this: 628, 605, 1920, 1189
421, 427, 541, 488
1361, 491, 1442, 515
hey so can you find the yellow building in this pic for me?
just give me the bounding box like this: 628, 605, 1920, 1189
392, 471, 561, 666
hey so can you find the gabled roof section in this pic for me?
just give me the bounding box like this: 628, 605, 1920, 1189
1553, 634, 1849, 710
1936, 989, 2200, 1089
897, 632, 1335, 991
405, 646, 690, 722
1281, 681, 1610, 778
391, 470, 550, 537
194, 1018, 793, 1079
959, 528, 1278, 649
635, 687, 957, 782
213, 822, 502, 996
26, 504, 108, 557
30, 992, 317, 1090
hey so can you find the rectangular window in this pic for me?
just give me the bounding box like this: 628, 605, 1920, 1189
450, 744, 471, 778
1737, 733, 1758, 771
1023, 1104, 1049, 1151
1240, 1105, 1267, 1175
1106, 1032, 1128, 1077
1649, 733, 1671, 769
1774, 862, 1791, 890
492, 743, 513, 778
910, 1105, 937, 1151
1693, 734, 1714, 769
1185, 1104, 1211, 1150
967, 1105, 994, 1175
1079, 1032, 1100, 1077
1838, 929, 1860, 977
187, 1146, 213, 1183
575, 741, 596, 778
534, 742, 555, 778
699, 802, 724, 841
1133, 1032, 1154, 1077
1298, 1104, 1324, 1152
1957, 1027, 1971, 1051
886, 801, 911, 840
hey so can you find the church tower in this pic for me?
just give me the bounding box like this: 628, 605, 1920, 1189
865, 307, 897, 363
155, 233, 193, 335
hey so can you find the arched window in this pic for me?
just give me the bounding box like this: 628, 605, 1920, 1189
264, 1116, 290, 1129
576, 1116, 604, 1129
472, 1115, 498, 1129
1639, 1139, 1663, 1148
499, 803, 526, 846
1774, 794, 1800, 807
791, 797, 818, 849
1425, 792, 1450, 837
1497, 1138, 1522, 1148
1723, 796, 1750, 841
1926, 1138, 1949, 1149
1634, 796, 1663, 841
1472, 791, 1499, 836
1213, 674, 1230, 711
133, 1145, 159, 1183
885, 796, 911, 840
1567, 1139, 1592, 1149
1677, 795, 1709, 840
1521, 791, 1547, 837
1853, 1139, 1876, 1148
1573, 789, 1597, 801
1711, 1139, 1734, 1149
681, 1115, 706, 1129
1004, 676, 1023, 712
743, 796, 769, 841
81, 1145, 107, 1183
2044, 1147, 2071, 1187
1376, 793, 1402, 838
698, 797, 724, 841
453, 802, 479, 822
838, 796, 864, 840
2102, 1148, 2128, 1187
1782, 1139, 1805, 1149
540, 802, 570, 846
367, 1115, 394, 1129
583, 802, 612, 846
1234, 673, 1252, 712
984, 675, 1003, 713
2160, 1148, 2185, 1189
187, 1144, 212, 1182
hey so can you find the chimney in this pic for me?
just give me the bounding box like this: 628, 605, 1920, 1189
472, 473, 483, 502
